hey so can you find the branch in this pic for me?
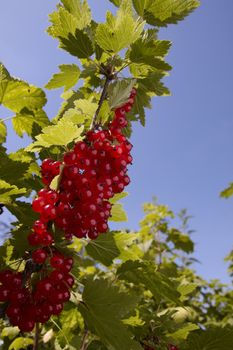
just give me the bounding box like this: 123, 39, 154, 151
33, 323, 40, 350
91, 76, 111, 129
80, 328, 89, 350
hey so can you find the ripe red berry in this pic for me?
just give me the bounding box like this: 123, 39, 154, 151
50, 255, 64, 269
18, 319, 35, 332
32, 249, 47, 264
42, 204, 57, 221
32, 197, 46, 213
0, 286, 10, 301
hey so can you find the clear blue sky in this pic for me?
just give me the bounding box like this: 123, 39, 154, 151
0, 0, 232, 283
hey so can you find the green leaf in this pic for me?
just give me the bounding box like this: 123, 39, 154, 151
109, 79, 136, 109
12, 109, 49, 137
130, 38, 171, 61
60, 29, 94, 58
0, 180, 26, 204
86, 232, 120, 266
167, 229, 194, 253
110, 191, 128, 204
110, 203, 128, 222
133, 0, 200, 26
50, 164, 64, 191
129, 38, 172, 71
79, 278, 142, 350
220, 183, 233, 198
108, 0, 122, 6
0, 119, 7, 143
45, 64, 80, 91
74, 98, 98, 117
114, 232, 143, 261
26, 119, 84, 151
0, 147, 30, 188
186, 326, 233, 350
48, 7, 78, 39
9, 338, 33, 350
87, 341, 108, 350
168, 323, 199, 340
138, 73, 170, 96
118, 260, 181, 304
0, 78, 46, 113
61, 0, 92, 28
59, 302, 84, 333
96, 7, 145, 53
1, 327, 20, 339
178, 283, 197, 301
97, 100, 113, 125
128, 86, 151, 126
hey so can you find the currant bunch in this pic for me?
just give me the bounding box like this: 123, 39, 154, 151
0, 251, 74, 332
0, 88, 137, 332
31, 87, 136, 242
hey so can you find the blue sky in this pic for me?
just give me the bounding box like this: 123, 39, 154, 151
0, 0, 232, 283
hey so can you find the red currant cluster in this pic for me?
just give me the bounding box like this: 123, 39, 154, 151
0, 251, 74, 332
30, 87, 136, 242
0, 88, 136, 332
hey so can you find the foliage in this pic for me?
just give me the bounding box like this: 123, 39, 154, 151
1, 1, 232, 350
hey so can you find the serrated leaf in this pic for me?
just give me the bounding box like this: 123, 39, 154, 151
186, 326, 233, 350
178, 283, 197, 301
109, 79, 136, 109
0, 180, 26, 204
129, 41, 172, 71
129, 86, 151, 126
139, 73, 170, 96
60, 29, 94, 58
117, 260, 181, 304
168, 323, 199, 340
96, 6, 145, 53
110, 191, 128, 204
0, 119, 6, 143
79, 278, 142, 350
48, 7, 78, 38
26, 119, 84, 151
9, 338, 33, 350
167, 229, 194, 253
0, 147, 30, 187
61, 0, 92, 28
97, 100, 113, 124
12, 109, 49, 137
59, 302, 84, 332
86, 232, 120, 266
114, 232, 143, 261
133, 0, 200, 26
45, 64, 80, 91
0, 79, 46, 113
110, 203, 128, 222
74, 99, 98, 117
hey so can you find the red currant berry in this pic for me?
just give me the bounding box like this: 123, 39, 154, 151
32, 249, 47, 264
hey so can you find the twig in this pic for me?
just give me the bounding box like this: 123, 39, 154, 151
33, 323, 40, 350
91, 76, 111, 129
80, 328, 89, 350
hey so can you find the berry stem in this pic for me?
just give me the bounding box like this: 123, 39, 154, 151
80, 328, 89, 350
91, 75, 111, 129
33, 323, 40, 350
